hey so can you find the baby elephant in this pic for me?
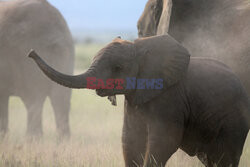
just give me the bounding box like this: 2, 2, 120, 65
28, 35, 250, 167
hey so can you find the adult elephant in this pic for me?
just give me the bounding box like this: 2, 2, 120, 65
137, 0, 250, 96
0, 0, 74, 137
28, 35, 250, 167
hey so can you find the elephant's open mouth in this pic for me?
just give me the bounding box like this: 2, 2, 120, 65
96, 89, 108, 97
96, 88, 119, 97
95, 90, 117, 106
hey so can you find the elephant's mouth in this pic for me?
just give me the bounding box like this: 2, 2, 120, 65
96, 89, 109, 97
95, 87, 123, 97
95, 90, 117, 106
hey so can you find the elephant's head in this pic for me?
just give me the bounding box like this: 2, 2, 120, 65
137, 0, 172, 37
28, 35, 190, 105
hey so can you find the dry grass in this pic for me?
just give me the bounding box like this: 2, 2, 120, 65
1, 89, 249, 167
0, 43, 249, 166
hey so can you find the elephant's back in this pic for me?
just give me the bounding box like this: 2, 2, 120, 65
186, 57, 247, 100
186, 57, 249, 119
181, 57, 250, 154
185, 57, 249, 135
0, 0, 74, 94
0, 0, 74, 62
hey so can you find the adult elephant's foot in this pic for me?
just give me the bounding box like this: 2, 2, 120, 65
0, 130, 8, 139
0, 123, 8, 138
50, 87, 72, 141
21, 95, 45, 139
26, 125, 43, 138
56, 126, 70, 142
0, 95, 9, 138
26, 117, 43, 140
26, 109, 43, 138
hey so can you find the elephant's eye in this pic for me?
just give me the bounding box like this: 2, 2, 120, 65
112, 65, 122, 73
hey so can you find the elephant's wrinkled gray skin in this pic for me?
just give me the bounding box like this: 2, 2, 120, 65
137, 0, 250, 98
29, 35, 250, 167
0, 0, 74, 137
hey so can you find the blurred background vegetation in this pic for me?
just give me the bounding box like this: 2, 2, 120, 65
75, 43, 104, 71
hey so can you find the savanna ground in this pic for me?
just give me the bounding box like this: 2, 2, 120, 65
0, 43, 249, 167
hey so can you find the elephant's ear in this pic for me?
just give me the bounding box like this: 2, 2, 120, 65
157, 0, 172, 35
133, 35, 190, 105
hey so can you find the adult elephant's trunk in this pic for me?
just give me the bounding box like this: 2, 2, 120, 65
157, 0, 172, 35
28, 50, 90, 89
138, 0, 172, 37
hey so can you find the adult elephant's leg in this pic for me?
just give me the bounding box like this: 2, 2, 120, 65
22, 95, 46, 136
122, 100, 148, 167
144, 121, 183, 167
0, 95, 9, 135
50, 87, 71, 138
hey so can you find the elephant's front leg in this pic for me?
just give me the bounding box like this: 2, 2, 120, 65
50, 87, 71, 138
144, 121, 183, 167
122, 104, 148, 167
22, 95, 46, 136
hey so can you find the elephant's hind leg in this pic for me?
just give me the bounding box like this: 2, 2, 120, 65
22, 95, 46, 137
0, 95, 9, 136
50, 87, 71, 138
206, 134, 246, 167
206, 154, 240, 167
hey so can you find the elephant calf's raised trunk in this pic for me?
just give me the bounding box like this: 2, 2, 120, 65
28, 50, 89, 89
